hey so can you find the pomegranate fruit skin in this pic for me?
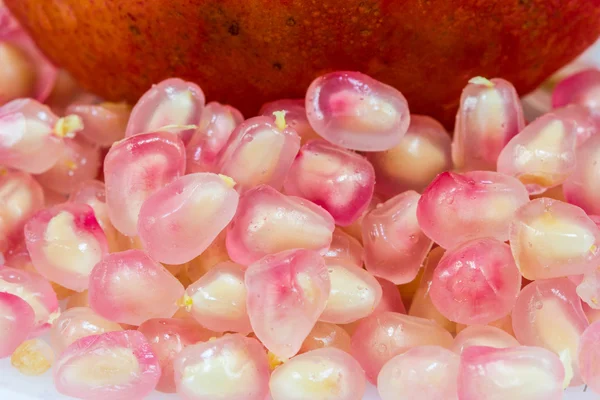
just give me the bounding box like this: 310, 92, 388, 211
5, 0, 600, 125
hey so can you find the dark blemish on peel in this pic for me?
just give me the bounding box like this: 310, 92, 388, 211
286, 17, 296, 26
228, 21, 240, 36
129, 25, 141, 36
273, 62, 283, 71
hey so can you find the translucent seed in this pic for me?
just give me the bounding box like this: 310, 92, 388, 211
453, 77, 525, 171
11, 339, 54, 376
351, 311, 453, 383
306, 71, 410, 151
552, 104, 598, 147
579, 321, 600, 394
430, 238, 521, 325
138, 318, 217, 393
367, 114, 452, 198
362, 190, 432, 284
226, 185, 335, 265
25, 203, 109, 291
452, 325, 519, 355
66, 101, 131, 147
0, 266, 59, 330
509, 198, 600, 279
320, 259, 382, 324
270, 348, 366, 400
564, 134, 600, 215
50, 307, 123, 355
245, 249, 330, 358
0, 41, 35, 103
218, 116, 300, 192
185, 261, 251, 334
45, 70, 86, 116
377, 346, 459, 400
186, 102, 243, 174
341, 193, 382, 243
552, 68, 600, 119
417, 171, 529, 249
324, 227, 364, 266
512, 278, 589, 386
584, 302, 600, 324
88, 250, 185, 325
260, 99, 321, 144
283, 139, 375, 226
138, 173, 239, 264
104, 131, 186, 236
53, 330, 161, 400
173, 334, 270, 400
497, 111, 578, 194
185, 230, 231, 282
126, 78, 205, 143
0, 292, 34, 358
576, 267, 600, 309
299, 321, 352, 354
458, 346, 565, 400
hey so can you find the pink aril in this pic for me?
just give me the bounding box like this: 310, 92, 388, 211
0, 42, 35, 104
458, 346, 565, 400
299, 321, 352, 354
579, 321, 600, 394
0, 292, 34, 358
552, 104, 598, 147
564, 134, 600, 215
53, 330, 161, 400
126, 78, 205, 142
0, 266, 59, 330
103, 131, 186, 236
50, 307, 122, 355
324, 227, 364, 267
512, 278, 589, 387
138, 318, 216, 393
245, 249, 330, 358
377, 346, 459, 400
184, 229, 231, 283
417, 171, 529, 249
497, 111, 579, 194
306, 71, 410, 151
88, 250, 185, 325
351, 311, 453, 383
66, 101, 131, 147
283, 139, 375, 226
0, 99, 82, 173
552, 68, 600, 120
184, 261, 251, 334
218, 115, 300, 192
452, 325, 519, 355
173, 334, 270, 400
509, 198, 600, 279
341, 193, 382, 244
584, 302, 600, 324
260, 98, 321, 144
362, 190, 432, 284
0, 169, 44, 253
367, 114, 452, 198
270, 348, 366, 400
185, 101, 243, 173
138, 173, 239, 264
226, 185, 335, 265
35, 137, 101, 195
430, 238, 521, 325
25, 203, 108, 292
319, 259, 382, 324
452, 77, 525, 171
576, 267, 600, 309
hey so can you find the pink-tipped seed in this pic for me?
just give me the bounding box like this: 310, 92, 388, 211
299, 321, 352, 354
578, 321, 600, 394
324, 227, 364, 267
576, 267, 600, 309
564, 134, 600, 215
452, 325, 519, 355
0, 292, 35, 358
552, 68, 600, 119
260, 99, 321, 144
66, 101, 131, 147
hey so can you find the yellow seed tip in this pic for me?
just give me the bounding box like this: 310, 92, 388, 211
590, 244, 598, 254
64, 159, 78, 171
267, 351, 287, 370
273, 110, 287, 130
54, 115, 84, 138
468, 76, 495, 88
47, 310, 61, 325
218, 174, 236, 188
177, 293, 194, 311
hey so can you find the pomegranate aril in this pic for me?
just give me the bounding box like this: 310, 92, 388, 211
245, 249, 330, 358
351, 311, 453, 383
184, 261, 251, 334
453, 77, 525, 171
11, 339, 54, 376
260, 99, 321, 144
377, 346, 459, 400
512, 278, 589, 386
324, 227, 364, 266
306, 71, 410, 151
50, 307, 122, 355
509, 198, 600, 279
552, 104, 598, 147
579, 321, 600, 394
173, 334, 270, 400
66, 101, 131, 147
185, 229, 231, 283
299, 321, 352, 354
138, 318, 216, 393
270, 348, 366, 400
103, 131, 186, 236
362, 190, 432, 284
218, 115, 300, 192
368, 114, 452, 197
417, 170, 529, 249
452, 325, 519, 355
88, 250, 185, 325
564, 134, 600, 215
53, 330, 161, 400
226, 184, 334, 265
552, 68, 600, 119
576, 267, 600, 309
458, 346, 565, 400
341, 193, 382, 243
126, 78, 205, 142
25, 203, 109, 292
284, 139, 375, 226
0, 41, 35, 104
0, 292, 34, 358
